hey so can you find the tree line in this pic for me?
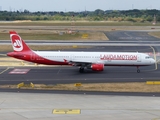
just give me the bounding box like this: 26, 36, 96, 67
0, 9, 160, 22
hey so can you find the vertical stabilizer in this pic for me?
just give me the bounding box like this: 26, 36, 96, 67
10, 31, 31, 52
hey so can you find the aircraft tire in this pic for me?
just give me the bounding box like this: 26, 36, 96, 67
137, 69, 140, 73
79, 68, 84, 73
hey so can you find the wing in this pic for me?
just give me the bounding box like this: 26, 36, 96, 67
68, 59, 105, 66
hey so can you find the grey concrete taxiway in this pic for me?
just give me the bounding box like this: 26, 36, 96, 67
0, 92, 160, 120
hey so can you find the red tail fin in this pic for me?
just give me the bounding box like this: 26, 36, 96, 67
10, 31, 31, 52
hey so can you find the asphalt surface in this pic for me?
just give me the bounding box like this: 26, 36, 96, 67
1, 27, 160, 120
1, 40, 160, 46
0, 64, 157, 85
1, 88, 160, 97
105, 31, 160, 41
0, 45, 159, 85
0, 30, 160, 96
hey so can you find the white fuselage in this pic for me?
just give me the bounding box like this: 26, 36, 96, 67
34, 51, 155, 66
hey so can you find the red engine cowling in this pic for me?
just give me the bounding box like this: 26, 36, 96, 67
91, 64, 104, 71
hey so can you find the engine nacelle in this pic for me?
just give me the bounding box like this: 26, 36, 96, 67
90, 64, 104, 71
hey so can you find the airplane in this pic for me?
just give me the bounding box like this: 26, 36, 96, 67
7, 31, 156, 73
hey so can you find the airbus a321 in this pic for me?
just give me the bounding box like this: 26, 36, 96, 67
7, 31, 155, 73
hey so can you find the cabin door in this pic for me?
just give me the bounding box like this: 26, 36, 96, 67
137, 54, 141, 62
70, 54, 74, 61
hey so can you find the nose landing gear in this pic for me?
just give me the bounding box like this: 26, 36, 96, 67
137, 66, 140, 73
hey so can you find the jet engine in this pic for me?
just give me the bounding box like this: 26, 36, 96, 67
87, 64, 104, 71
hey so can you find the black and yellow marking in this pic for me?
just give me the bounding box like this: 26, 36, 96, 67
82, 33, 88, 38
53, 109, 80, 114
30, 82, 34, 88
17, 82, 24, 88
74, 83, 82, 87
146, 81, 160, 85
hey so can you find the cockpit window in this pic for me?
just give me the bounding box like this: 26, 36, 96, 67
145, 56, 151, 59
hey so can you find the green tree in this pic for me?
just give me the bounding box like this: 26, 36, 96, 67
146, 16, 153, 22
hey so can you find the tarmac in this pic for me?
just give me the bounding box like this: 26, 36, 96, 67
0, 92, 160, 120
0, 30, 160, 120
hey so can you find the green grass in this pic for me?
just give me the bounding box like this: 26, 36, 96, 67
21, 33, 82, 40
0, 32, 82, 40
0, 21, 159, 26
0, 45, 90, 52
0, 33, 10, 40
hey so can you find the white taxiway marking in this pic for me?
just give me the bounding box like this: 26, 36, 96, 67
9, 69, 30, 74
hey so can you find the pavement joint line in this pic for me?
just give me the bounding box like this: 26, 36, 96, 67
57, 68, 61, 74
0, 67, 10, 74
0, 108, 159, 110
0, 100, 6, 106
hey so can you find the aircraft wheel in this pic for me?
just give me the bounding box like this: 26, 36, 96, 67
137, 69, 140, 73
79, 68, 84, 73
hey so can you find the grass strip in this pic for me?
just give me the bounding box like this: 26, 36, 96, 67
1, 82, 160, 92
148, 32, 160, 39
0, 45, 90, 52
0, 21, 159, 26
0, 31, 108, 40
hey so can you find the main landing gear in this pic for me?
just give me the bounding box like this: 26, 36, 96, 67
137, 66, 140, 73
79, 67, 84, 73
